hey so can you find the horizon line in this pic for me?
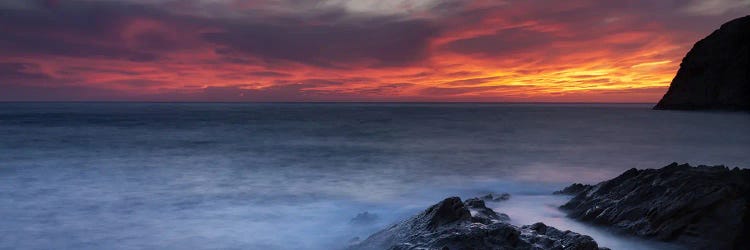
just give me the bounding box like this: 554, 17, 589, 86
0, 101, 657, 105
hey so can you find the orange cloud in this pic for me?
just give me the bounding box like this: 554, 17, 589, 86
1, 0, 747, 102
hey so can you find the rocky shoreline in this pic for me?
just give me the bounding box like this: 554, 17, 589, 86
349, 197, 607, 250
351, 163, 749, 250
559, 163, 749, 250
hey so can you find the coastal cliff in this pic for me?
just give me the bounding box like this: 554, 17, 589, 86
654, 15, 750, 110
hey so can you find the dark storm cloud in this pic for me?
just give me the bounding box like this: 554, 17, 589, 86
0, 1, 172, 61
0, 63, 52, 81
0, 34, 161, 62
203, 18, 439, 67
56, 66, 143, 77
0, 81, 150, 101
0, 62, 107, 101
1, 0, 440, 68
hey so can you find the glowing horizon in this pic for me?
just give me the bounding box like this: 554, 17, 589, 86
2, 0, 749, 102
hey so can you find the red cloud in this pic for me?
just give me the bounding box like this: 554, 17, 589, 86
1, 0, 748, 102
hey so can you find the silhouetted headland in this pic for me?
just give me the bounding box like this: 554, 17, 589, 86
654, 15, 750, 110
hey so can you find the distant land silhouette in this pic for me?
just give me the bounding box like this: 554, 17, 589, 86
655, 15, 750, 110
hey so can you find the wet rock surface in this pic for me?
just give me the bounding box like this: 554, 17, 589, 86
553, 184, 591, 196
559, 163, 750, 249
349, 197, 607, 250
654, 15, 750, 110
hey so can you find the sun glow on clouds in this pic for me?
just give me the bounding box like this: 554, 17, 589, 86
1, 0, 748, 102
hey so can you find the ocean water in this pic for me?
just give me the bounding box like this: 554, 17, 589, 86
1, 103, 748, 250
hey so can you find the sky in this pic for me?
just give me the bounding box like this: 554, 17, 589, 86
1, 0, 749, 102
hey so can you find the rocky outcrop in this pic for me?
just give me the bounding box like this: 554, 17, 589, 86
654, 15, 750, 110
481, 192, 511, 202
350, 197, 607, 250
558, 163, 750, 249
553, 183, 591, 195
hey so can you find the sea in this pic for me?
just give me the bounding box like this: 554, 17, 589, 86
1, 103, 748, 250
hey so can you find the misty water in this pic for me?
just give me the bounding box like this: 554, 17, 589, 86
1, 103, 748, 249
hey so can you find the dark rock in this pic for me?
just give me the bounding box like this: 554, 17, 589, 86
464, 197, 511, 222
424, 197, 472, 230
521, 223, 608, 250
654, 15, 750, 110
481, 192, 512, 202
560, 162, 750, 249
554, 183, 592, 196
350, 211, 379, 225
349, 196, 606, 250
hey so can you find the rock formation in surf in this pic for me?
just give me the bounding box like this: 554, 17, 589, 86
349, 197, 607, 250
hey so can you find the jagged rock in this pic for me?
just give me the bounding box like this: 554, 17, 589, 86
464, 197, 511, 222
559, 163, 750, 249
520, 223, 605, 250
553, 183, 591, 195
349, 197, 606, 250
654, 15, 750, 110
481, 192, 512, 202
350, 212, 379, 225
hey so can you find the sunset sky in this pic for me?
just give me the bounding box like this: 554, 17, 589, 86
2, 0, 749, 102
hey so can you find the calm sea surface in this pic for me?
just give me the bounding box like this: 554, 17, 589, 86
1, 103, 748, 249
